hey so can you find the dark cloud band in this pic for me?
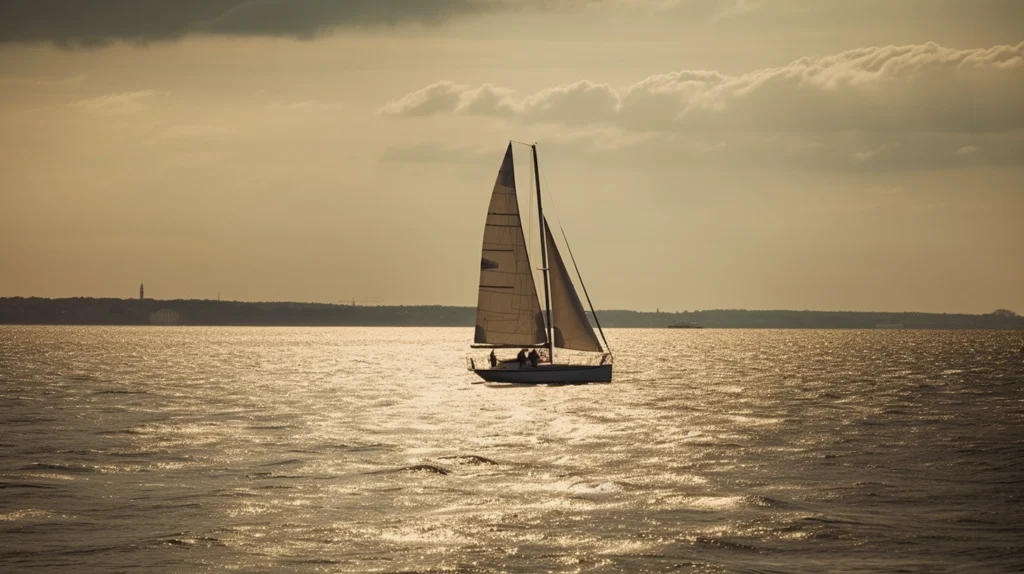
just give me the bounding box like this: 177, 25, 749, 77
0, 0, 486, 46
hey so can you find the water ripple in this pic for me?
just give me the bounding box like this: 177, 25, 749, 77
0, 326, 1021, 572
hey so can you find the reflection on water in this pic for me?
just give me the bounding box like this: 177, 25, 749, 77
0, 326, 1022, 572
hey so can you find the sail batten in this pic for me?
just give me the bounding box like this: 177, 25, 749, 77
544, 217, 604, 353
473, 144, 547, 347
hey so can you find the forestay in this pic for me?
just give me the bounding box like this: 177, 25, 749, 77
544, 217, 603, 352
474, 144, 547, 347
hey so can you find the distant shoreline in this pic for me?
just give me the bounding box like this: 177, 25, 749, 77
1, 297, 1022, 330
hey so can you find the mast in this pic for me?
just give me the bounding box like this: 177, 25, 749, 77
532, 144, 555, 362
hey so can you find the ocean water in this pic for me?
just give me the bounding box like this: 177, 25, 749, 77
0, 326, 1022, 573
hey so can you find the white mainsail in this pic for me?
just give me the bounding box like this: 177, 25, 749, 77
474, 144, 546, 347
544, 217, 604, 352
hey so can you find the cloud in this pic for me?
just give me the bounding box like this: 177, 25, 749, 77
0, 0, 497, 46
70, 90, 165, 114
378, 81, 516, 117
382, 42, 1024, 134
2, 1, 679, 46
522, 81, 620, 126
3, 1, 1020, 47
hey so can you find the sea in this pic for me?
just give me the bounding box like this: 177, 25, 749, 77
0, 326, 1022, 573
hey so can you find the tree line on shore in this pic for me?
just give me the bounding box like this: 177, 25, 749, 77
1, 297, 1022, 329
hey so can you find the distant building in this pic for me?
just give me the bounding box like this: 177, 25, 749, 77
140, 282, 145, 300
149, 308, 180, 325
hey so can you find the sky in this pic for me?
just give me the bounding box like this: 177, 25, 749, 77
0, 0, 1021, 313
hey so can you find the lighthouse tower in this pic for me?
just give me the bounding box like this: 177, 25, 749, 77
140, 282, 144, 301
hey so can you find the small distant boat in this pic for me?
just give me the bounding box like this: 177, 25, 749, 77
468, 143, 612, 384
875, 323, 905, 329
667, 321, 702, 329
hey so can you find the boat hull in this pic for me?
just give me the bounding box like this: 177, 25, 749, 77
473, 364, 612, 384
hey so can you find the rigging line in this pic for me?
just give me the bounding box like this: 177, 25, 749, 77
527, 146, 535, 272
540, 159, 558, 222
560, 224, 612, 356
525, 145, 539, 300
512, 139, 557, 240
513, 137, 544, 268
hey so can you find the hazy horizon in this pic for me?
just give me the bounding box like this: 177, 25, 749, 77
4, 293, 1020, 317
2, 1, 1022, 314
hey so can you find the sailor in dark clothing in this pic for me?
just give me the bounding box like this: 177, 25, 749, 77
528, 349, 540, 368
489, 349, 497, 368
517, 348, 527, 367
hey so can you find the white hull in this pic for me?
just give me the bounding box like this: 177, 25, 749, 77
473, 364, 612, 384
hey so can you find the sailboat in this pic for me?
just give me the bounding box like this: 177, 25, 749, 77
468, 142, 612, 384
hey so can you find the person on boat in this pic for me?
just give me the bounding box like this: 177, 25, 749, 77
528, 349, 540, 368
489, 349, 497, 368
517, 348, 527, 367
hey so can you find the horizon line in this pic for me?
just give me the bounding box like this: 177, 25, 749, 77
0, 295, 1017, 317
